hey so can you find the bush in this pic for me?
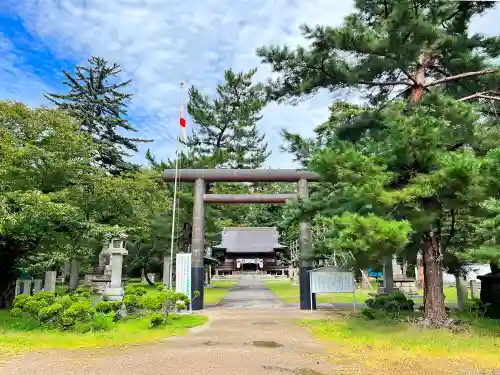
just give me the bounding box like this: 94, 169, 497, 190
125, 285, 147, 296
38, 303, 63, 326
33, 291, 56, 305
142, 295, 164, 311
123, 294, 140, 313
95, 300, 122, 314
156, 283, 166, 291
60, 301, 94, 329
365, 291, 415, 318
81, 292, 91, 299
149, 313, 166, 328
361, 308, 377, 320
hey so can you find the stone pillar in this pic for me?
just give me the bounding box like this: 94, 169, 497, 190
22, 280, 31, 295
105, 248, 128, 301
298, 178, 316, 310
69, 259, 80, 292
383, 255, 394, 294
15, 279, 21, 296
162, 256, 172, 289
455, 273, 468, 311
44, 271, 57, 292
470, 279, 478, 299
33, 279, 43, 294
191, 178, 206, 310
207, 264, 212, 286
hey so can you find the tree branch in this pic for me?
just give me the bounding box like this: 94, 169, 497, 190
459, 91, 500, 101
425, 68, 500, 88
358, 80, 413, 87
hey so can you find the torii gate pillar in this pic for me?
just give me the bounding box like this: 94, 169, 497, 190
164, 169, 319, 311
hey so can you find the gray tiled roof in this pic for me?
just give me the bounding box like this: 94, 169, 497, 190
214, 227, 286, 254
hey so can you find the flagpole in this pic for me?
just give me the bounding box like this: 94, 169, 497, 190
168, 82, 185, 291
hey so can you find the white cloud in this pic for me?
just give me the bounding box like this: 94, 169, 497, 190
0, 32, 53, 107
9, 0, 354, 167
7, 0, 500, 167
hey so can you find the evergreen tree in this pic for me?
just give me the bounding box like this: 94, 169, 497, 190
257, 0, 500, 325
186, 68, 270, 169
45, 56, 146, 174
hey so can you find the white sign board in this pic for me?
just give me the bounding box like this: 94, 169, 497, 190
310, 271, 355, 293
308, 268, 356, 311
175, 253, 192, 300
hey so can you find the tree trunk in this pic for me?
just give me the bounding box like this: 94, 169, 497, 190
69, 259, 80, 292
422, 232, 448, 325
0, 251, 19, 308
142, 268, 154, 286
455, 272, 468, 311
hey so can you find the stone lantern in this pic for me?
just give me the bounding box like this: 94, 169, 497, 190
103, 235, 128, 301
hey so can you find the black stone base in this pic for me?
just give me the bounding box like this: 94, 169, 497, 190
191, 266, 205, 311
299, 266, 316, 310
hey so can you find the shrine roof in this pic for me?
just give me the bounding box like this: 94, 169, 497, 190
213, 227, 286, 254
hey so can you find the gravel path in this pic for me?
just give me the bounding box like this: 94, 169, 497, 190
1, 279, 338, 375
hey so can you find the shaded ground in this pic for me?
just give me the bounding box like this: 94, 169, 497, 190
0, 279, 337, 375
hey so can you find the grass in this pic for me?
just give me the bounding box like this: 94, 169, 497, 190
0, 309, 207, 358
204, 280, 236, 305
300, 314, 500, 375
265, 280, 464, 305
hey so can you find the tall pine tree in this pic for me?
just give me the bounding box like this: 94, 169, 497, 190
186, 68, 270, 169
257, 0, 500, 324
46, 56, 146, 174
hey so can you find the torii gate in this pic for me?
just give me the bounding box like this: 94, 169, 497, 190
163, 168, 320, 311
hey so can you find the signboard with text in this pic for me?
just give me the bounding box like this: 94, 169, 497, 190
175, 253, 192, 300
309, 267, 356, 311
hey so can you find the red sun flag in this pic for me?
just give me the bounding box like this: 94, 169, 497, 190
180, 116, 186, 127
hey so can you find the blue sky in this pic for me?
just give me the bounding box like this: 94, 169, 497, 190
1, 1, 499, 168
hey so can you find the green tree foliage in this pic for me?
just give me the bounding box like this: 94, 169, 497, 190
186, 68, 270, 169
0, 102, 172, 306
45, 56, 146, 174
257, 0, 500, 325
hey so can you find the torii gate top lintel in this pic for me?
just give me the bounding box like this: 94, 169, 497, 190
162, 168, 319, 183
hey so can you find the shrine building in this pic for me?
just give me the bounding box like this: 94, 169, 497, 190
213, 227, 287, 276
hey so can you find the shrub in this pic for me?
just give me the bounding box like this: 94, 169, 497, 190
33, 291, 56, 305
156, 283, 166, 291
125, 285, 147, 296
149, 313, 166, 328
142, 295, 164, 311
361, 308, 377, 320
10, 307, 23, 317
60, 295, 73, 309
365, 291, 415, 317
123, 294, 139, 313
12, 294, 32, 310
81, 292, 91, 299
95, 300, 122, 314
60, 301, 94, 329
38, 303, 63, 326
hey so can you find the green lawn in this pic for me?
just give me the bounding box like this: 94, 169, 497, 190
0, 309, 207, 358
265, 280, 464, 305
204, 280, 236, 305
301, 314, 500, 374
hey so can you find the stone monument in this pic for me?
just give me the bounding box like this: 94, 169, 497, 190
478, 262, 500, 318
103, 236, 128, 301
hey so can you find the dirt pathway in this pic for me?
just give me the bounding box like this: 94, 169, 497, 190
0, 279, 338, 375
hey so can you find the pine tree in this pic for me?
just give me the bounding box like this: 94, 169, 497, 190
186, 68, 270, 169
45, 56, 146, 174
257, 0, 500, 325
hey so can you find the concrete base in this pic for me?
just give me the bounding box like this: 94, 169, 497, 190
104, 287, 124, 301
299, 266, 316, 310
191, 267, 205, 310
